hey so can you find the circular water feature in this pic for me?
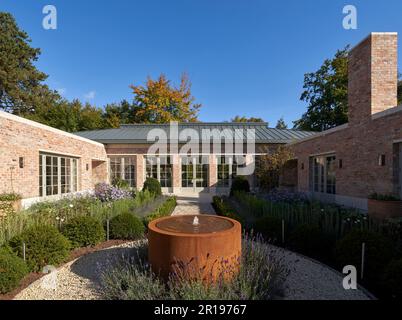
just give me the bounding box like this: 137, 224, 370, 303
148, 215, 241, 281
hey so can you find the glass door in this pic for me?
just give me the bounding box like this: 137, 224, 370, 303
181, 156, 209, 191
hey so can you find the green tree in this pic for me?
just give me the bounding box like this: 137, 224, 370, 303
103, 100, 136, 128
275, 117, 287, 129
231, 116, 265, 123
0, 12, 59, 115
27, 99, 104, 132
293, 47, 349, 131
130, 73, 200, 123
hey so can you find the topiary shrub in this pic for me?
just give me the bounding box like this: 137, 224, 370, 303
253, 216, 282, 243
0, 247, 28, 294
9, 225, 71, 272
230, 176, 250, 196
142, 178, 162, 196
110, 212, 145, 240
62, 215, 105, 248
287, 224, 335, 262
335, 230, 395, 286
381, 258, 402, 299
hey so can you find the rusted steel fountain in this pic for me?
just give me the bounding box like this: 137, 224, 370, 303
148, 215, 241, 282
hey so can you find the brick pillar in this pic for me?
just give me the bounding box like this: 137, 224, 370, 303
209, 154, 217, 194
348, 32, 398, 124
172, 154, 181, 193
136, 154, 144, 190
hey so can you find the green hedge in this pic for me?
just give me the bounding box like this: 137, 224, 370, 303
143, 197, 177, 225
212, 196, 244, 225
110, 213, 145, 240
62, 216, 105, 248
9, 225, 71, 272
0, 247, 28, 294
230, 177, 250, 197
335, 230, 395, 287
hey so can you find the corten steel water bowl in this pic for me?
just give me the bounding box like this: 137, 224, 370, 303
148, 215, 241, 282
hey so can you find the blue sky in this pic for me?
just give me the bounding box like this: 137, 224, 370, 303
1, 0, 401, 127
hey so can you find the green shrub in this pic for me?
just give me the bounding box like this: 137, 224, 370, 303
112, 178, 131, 190
212, 196, 244, 225
381, 258, 402, 299
142, 178, 162, 196
143, 197, 177, 225
0, 193, 22, 201
110, 213, 145, 240
253, 216, 282, 242
62, 216, 105, 248
0, 247, 28, 294
287, 224, 335, 262
9, 225, 71, 272
335, 230, 395, 286
230, 177, 250, 196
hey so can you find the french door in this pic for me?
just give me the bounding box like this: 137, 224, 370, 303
181, 156, 209, 191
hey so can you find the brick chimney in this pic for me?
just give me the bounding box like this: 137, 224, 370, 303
348, 32, 398, 125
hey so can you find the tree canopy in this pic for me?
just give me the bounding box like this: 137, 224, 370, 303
293, 47, 349, 132
0, 12, 60, 115
275, 117, 287, 129
294, 47, 402, 132
130, 73, 200, 123
230, 116, 265, 123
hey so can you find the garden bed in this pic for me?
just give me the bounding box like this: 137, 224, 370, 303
0, 239, 130, 300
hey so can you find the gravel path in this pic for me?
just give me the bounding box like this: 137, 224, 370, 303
171, 194, 216, 216
268, 246, 372, 300
14, 240, 372, 300
14, 241, 143, 300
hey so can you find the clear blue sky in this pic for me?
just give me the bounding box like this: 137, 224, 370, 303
1, 0, 401, 127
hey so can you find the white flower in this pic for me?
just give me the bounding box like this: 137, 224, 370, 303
69, 204, 74, 208
56, 217, 60, 220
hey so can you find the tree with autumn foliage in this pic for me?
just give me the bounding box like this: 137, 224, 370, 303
130, 73, 201, 123
255, 146, 294, 191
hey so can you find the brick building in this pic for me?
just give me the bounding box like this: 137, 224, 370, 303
1, 32, 400, 212
288, 32, 402, 210
0, 111, 108, 207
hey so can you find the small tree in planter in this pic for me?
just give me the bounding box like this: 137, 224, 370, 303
368, 193, 402, 220
0, 193, 22, 217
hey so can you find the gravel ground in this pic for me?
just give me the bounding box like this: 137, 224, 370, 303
269, 246, 372, 300
14, 241, 144, 300
171, 195, 216, 216
14, 240, 372, 300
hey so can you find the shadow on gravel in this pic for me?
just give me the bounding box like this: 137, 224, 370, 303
69, 244, 144, 284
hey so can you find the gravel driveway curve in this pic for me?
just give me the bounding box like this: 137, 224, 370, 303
14, 241, 372, 300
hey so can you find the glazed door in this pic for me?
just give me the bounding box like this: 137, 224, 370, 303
181, 156, 209, 192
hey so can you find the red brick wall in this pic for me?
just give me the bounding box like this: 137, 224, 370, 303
0, 111, 108, 199
290, 33, 402, 203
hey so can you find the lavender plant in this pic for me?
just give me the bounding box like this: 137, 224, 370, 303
100, 235, 288, 300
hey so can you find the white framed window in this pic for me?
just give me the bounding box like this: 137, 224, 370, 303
39, 153, 78, 197
217, 155, 241, 187
145, 156, 172, 188
312, 154, 336, 194
108, 156, 136, 188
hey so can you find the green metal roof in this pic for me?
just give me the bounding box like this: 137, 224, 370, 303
74, 122, 316, 144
